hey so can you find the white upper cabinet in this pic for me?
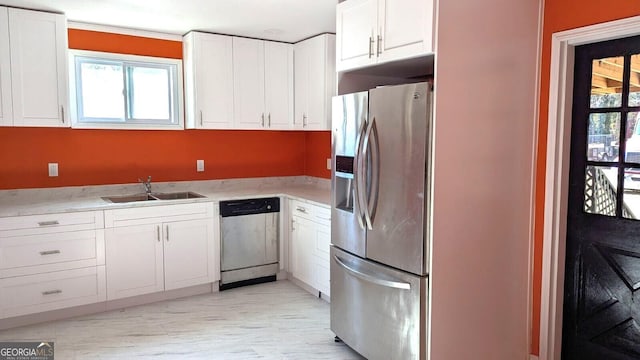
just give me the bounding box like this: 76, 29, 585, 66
0, 8, 12, 127
183, 32, 234, 129
233, 37, 292, 130
336, 0, 433, 72
264, 41, 294, 130
294, 34, 336, 130
5, 7, 68, 127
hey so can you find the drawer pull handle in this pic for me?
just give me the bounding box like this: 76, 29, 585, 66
42, 289, 62, 296
39, 250, 61, 256
296, 207, 307, 213
38, 221, 59, 227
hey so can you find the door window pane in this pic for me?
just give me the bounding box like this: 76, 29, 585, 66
628, 54, 640, 106
584, 166, 618, 217
590, 56, 624, 108
587, 113, 620, 161
626, 112, 640, 163
623, 167, 640, 219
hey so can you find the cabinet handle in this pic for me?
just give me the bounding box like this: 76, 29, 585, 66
296, 206, 307, 213
42, 289, 62, 296
60, 105, 65, 124
166, 225, 169, 242
156, 225, 161, 242
38, 220, 59, 227
200, 110, 203, 126
303, 113, 307, 127
39, 250, 61, 256
261, 113, 265, 127
377, 34, 382, 56
291, 219, 295, 231
268, 113, 271, 127
369, 36, 374, 58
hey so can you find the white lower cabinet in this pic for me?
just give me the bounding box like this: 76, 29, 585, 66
104, 203, 218, 301
289, 199, 331, 297
0, 210, 105, 319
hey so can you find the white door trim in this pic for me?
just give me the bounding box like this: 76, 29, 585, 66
540, 15, 640, 360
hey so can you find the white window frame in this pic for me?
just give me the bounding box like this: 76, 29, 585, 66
68, 49, 184, 130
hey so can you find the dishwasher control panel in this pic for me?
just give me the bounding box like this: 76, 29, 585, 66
219, 197, 280, 217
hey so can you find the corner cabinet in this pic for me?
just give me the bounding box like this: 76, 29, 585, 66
104, 202, 219, 300
336, 0, 433, 72
183, 32, 234, 129
233, 38, 293, 130
293, 34, 336, 130
0, 7, 68, 127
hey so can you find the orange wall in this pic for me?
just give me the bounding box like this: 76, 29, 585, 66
0, 30, 330, 190
533, 1, 640, 355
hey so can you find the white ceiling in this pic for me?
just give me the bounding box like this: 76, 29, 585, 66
1, 0, 337, 43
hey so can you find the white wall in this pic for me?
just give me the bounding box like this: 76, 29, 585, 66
429, 0, 541, 358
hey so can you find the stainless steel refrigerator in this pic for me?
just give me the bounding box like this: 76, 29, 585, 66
330, 82, 432, 360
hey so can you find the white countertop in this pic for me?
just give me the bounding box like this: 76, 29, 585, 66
0, 176, 330, 218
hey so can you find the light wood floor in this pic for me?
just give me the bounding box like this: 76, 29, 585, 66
0, 280, 364, 359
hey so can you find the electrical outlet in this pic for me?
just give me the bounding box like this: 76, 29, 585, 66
48, 163, 58, 177
196, 159, 205, 172
326, 158, 331, 170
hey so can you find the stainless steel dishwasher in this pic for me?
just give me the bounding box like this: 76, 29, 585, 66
219, 197, 280, 290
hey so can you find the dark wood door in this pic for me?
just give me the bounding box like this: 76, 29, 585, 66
564, 35, 640, 359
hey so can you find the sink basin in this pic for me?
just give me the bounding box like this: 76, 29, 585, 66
102, 194, 158, 203
151, 192, 205, 200
102, 191, 205, 203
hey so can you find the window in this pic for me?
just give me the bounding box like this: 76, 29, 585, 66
69, 50, 183, 129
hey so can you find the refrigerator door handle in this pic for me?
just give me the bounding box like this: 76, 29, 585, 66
362, 117, 380, 229
333, 255, 411, 290
353, 118, 368, 230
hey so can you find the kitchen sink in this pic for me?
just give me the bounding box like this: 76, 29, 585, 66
102, 194, 158, 203
102, 192, 205, 203
152, 192, 205, 200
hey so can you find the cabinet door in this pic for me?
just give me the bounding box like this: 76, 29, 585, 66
306, 35, 331, 130
313, 222, 331, 296
105, 224, 164, 300
336, 0, 377, 72
185, 32, 234, 129
233, 37, 266, 129
8, 8, 68, 127
293, 40, 309, 130
163, 218, 216, 291
378, 0, 433, 63
264, 41, 293, 129
0, 7, 12, 126
291, 215, 315, 287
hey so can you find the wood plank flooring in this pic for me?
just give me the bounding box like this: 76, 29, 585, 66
0, 280, 363, 359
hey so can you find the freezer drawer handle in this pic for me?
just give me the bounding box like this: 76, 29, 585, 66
333, 255, 411, 290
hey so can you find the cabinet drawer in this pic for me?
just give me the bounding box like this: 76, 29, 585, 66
0, 230, 104, 276
290, 200, 331, 223
0, 266, 106, 319
104, 202, 214, 228
0, 211, 103, 237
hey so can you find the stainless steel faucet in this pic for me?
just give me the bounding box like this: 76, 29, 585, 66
139, 176, 152, 194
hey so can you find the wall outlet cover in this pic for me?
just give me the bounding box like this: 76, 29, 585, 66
196, 159, 205, 172
48, 163, 58, 177
326, 158, 331, 170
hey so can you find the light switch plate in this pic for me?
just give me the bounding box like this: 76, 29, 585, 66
326, 158, 331, 170
196, 159, 205, 172
48, 163, 58, 177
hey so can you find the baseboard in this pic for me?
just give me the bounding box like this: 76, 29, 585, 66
288, 275, 330, 303
530, 354, 539, 360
